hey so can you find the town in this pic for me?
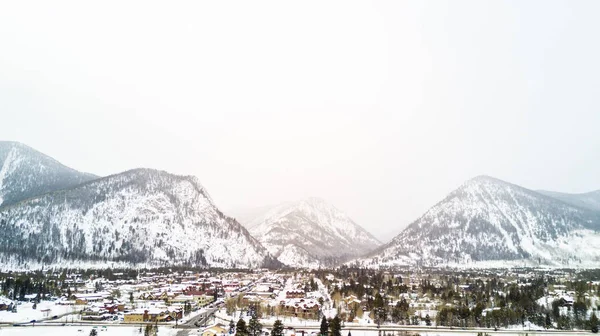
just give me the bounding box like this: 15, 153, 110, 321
0, 267, 599, 336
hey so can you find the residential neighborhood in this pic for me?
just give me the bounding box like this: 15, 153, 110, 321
1, 267, 599, 335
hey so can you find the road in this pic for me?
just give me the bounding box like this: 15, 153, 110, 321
179, 307, 219, 329
241, 322, 595, 335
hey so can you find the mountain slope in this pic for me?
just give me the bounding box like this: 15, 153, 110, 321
0, 168, 278, 269
236, 198, 381, 268
538, 189, 600, 212
358, 176, 600, 268
0, 141, 97, 207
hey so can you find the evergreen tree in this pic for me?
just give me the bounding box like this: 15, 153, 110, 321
90, 329, 98, 336
271, 319, 284, 336
130, 292, 134, 304
329, 315, 342, 336
248, 315, 263, 336
425, 314, 431, 326
144, 325, 157, 336
545, 313, 552, 329
236, 318, 248, 336
320, 316, 329, 336
590, 312, 599, 333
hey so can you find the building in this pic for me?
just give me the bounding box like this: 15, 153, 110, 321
201, 323, 228, 336
286, 290, 305, 299
280, 299, 320, 319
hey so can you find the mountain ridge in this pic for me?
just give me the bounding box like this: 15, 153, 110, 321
357, 175, 600, 268
537, 189, 600, 212
236, 197, 381, 268
0, 166, 279, 269
0, 141, 97, 207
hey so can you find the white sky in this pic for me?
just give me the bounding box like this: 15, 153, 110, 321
1, 1, 599, 241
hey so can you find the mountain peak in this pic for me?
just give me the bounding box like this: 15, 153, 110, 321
465, 175, 514, 186
358, 176, 600, 268
235, 198, 381, 267
0, 142, 97, 207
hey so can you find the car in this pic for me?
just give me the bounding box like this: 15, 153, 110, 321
30, 320, 36, 323
52, 315, 59, 319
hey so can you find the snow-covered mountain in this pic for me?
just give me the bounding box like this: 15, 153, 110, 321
0, 141, 97, 207
0, 167, 279, 270
233, 198, 381, 268
538, 189, 600, 212
357, 176, 600, 268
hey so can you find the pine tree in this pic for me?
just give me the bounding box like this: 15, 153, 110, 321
90, 329, 98, 336
248, 315, 263, 336
545, 313, 552, 329
320, 316, 329, 336
144, 325, 157, 336
236, 318, 248, 336
590, 312, 599, 333
425, 314, 431, 326
271, 319, 284, 336
329, 315, 342, 336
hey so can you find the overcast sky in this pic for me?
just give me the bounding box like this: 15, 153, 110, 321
1, 1, 599, 241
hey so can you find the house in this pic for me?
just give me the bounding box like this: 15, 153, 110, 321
123, 308, 181, 323
286, 290, 305, 299
280, 299, 320, 319
201, 323, 228, 336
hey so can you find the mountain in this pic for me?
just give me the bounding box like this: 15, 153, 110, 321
0, 141, 97, 207
538, 189, 600, 212
0, 168, 278, 269
233, 198, 381, 268
357, 176, 600, 268
226, 205, 278, 230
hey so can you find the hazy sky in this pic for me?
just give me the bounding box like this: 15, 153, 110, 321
1, 1, 599, 241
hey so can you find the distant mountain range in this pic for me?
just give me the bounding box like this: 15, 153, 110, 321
0, 141, 96, 207
0, 142, 278, 270
230, 198, 381, 268
2, 141, 600, 270
537, 189, 600, 212
355, 176, 600, 268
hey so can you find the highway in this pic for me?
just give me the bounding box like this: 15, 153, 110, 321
179, 307, 219, 329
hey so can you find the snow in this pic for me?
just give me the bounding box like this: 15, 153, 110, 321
0, 301, 81, 323
0, 326, 177, 336
355, 175, 600, 268
0, 169, 270, 270
0, 146, 21, 206
241, 198, 381, 268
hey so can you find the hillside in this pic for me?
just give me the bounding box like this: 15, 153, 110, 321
357, 176, 600, 268
538, 189, 600, 212
0, 168, 278, 269
236, 198, 381, 268
0, 141, 97, 207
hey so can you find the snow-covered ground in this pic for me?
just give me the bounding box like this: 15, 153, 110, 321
0, 326, 177, 336
0, 302, 81, 323
0, 326, 583, 336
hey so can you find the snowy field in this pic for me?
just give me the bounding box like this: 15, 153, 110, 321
0, 302, 81, 323
0, 326, 177, 336
0, 327, 587, 336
